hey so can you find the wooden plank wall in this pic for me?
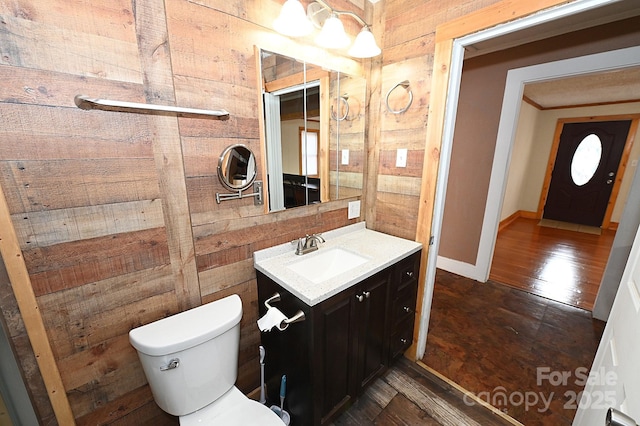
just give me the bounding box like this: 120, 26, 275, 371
329, 72, 366, 199
0, 0, 362, 424
0, 0, 533, 423
372, 0, 502, 240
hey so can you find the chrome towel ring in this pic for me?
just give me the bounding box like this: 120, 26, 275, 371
385, 80, 413, 114
331, 94, 350, 121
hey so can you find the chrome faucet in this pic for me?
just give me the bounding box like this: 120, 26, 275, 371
295, 233, 325, 255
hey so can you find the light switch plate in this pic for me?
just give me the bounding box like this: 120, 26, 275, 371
341, 149, 349, 165
396, 148, 408, 168
348, 200, 361, 219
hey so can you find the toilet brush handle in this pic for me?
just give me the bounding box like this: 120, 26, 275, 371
279, 375, 286, 411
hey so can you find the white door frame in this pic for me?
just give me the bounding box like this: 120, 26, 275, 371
418, 0, 638, 358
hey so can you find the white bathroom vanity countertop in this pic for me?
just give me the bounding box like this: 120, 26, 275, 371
253, 222, 422, 306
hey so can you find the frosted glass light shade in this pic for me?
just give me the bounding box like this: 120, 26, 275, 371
315, 14, 350, 49
348, 27, 381, 58
274, 0, 313, 37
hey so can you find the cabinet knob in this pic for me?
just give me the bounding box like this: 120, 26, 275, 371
356, 294, 364, 302
406, 271, 414, 278
363, 291, 370, 299
403, 306, 412, 313
400, 338, 408, 344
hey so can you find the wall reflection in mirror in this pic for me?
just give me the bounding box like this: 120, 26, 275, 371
259, 49, 365, 212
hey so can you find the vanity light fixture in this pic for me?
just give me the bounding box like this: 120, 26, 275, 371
273, 0, 381, 58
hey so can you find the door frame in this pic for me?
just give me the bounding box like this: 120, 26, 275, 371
414, 0, 640, 359
537, 116, 640, 229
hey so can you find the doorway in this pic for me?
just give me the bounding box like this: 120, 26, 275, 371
542, 120, 632, 227
416, 0, 640, 359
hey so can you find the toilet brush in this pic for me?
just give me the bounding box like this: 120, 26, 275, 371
259, 346, 266, 404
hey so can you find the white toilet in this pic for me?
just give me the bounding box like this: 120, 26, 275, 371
129, 294, 284, 425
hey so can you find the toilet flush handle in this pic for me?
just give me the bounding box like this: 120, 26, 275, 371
160, 358, 180, 371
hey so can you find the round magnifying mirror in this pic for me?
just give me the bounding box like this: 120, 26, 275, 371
217, 144, 257, 191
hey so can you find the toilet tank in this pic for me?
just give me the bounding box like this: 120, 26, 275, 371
129, 294, 243, 416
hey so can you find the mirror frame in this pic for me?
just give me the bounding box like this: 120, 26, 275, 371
217, 144, 257, 192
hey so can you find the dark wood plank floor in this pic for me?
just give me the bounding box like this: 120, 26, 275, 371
423, 270, 605, 425
490, 217, 615, 310
331, 358, 515, 426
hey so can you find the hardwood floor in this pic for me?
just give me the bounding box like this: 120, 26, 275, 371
490, 217, 616, 310
423, 270, 605, 426
331, 358, 515, 426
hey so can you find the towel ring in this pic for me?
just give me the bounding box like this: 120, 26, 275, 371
385, 80, 413, 114
331, 94, 349, 121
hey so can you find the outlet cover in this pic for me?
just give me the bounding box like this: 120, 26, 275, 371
396, 148, 408, 168
348, 200, 361, 219
341, 149, 349, 165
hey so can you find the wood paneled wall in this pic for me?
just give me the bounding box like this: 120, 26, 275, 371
0, 0, 545, 424
0, 0, 361, 423
371, 0, 501, 240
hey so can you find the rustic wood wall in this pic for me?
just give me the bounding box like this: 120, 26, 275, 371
370, 0, 501, 240
0, 0, 362, 423
0, 0, 537, 424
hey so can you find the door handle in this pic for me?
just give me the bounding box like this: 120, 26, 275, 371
607, 407, 639, 426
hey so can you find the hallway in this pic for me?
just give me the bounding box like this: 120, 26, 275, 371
489, 217, 616, 310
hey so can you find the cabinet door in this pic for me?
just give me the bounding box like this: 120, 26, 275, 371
313, 288, 357, 424
355, 271, 390, 392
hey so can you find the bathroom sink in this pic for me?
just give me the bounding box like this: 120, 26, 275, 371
286, 247, 369, 284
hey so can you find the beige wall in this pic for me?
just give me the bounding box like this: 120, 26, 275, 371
280, 118, 320, 174
439, 16, 640, 265
501, 101, 640, 222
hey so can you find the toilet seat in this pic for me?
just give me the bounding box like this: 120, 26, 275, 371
179, 386, 284, 425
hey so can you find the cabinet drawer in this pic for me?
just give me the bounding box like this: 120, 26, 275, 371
393, 253, 419, 294
391, 283, 417, 327
389, 317, 415, 361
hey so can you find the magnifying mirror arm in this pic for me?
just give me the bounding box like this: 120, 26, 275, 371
216, 181, 264, 205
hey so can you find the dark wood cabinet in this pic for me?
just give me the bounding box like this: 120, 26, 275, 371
257, 250, 420, 426
388, 252, 420, 362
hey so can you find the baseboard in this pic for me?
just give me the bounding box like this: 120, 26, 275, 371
498, 210, 537, 232
436, 256, 486, 281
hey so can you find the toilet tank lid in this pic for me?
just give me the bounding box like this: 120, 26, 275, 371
129, 294, 242, 356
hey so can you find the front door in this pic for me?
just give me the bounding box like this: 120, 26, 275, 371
543, 120, 631, 227
572, 225, 640, 425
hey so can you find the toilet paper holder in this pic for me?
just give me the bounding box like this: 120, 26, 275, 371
264, 293, 306, 326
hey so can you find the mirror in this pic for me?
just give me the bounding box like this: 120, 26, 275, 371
217, 144, 257, 191
258, 48, 366, 212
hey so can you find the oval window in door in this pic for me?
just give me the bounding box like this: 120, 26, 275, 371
571, 133, 602, 186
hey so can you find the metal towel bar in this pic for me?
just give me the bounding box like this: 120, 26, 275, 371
74, 95, 230, 119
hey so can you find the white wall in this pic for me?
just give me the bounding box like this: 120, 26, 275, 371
501, 101, 640, 222
501, 101, 540, 219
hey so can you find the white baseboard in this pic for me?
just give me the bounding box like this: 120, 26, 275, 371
436, 256, 487, 282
